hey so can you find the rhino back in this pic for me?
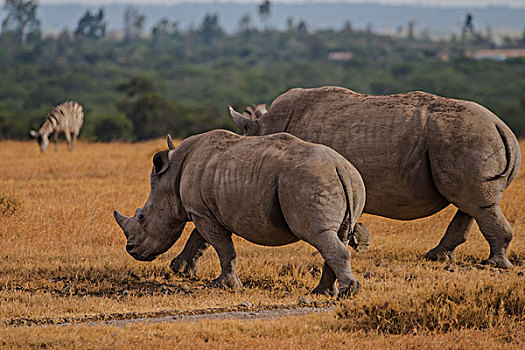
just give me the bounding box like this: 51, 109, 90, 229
263, 87, 449, 219
178, 131, 353, 246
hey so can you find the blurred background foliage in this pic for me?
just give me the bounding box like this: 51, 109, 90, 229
0, 1, 524, 141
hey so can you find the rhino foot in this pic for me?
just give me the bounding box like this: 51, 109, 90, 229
311, 285, 338, 297
210, 273, 243, 290
425, 246, 456, 262
169, 256, 198, 277
337, 280, 361, 299
481, 256, 513, 269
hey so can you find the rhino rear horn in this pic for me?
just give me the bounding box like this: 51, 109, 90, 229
167, 134, 175, 150
153, 150, 170, 175
229, 106, 259, 134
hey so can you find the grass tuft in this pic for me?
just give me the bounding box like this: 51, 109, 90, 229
336, 280, 525, 334
0, 193, 20, 216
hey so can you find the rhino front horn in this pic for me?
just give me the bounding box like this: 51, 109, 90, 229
113, 210, 130, 236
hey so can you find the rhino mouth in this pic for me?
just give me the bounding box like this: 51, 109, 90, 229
128, 250, 158, 262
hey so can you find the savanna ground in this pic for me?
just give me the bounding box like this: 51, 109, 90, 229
0, 139, 524, 349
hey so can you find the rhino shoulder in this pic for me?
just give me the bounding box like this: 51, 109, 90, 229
187, 129, 241, 144
177, 129, 242, 156
263, 132, 302, 143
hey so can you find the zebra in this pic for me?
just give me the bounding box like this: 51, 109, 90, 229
30, 101, 84, 152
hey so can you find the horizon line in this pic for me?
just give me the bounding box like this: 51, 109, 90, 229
37, 1, 525, 10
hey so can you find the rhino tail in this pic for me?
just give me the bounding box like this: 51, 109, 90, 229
335, 168, 353, 242
490, 123, 521, 188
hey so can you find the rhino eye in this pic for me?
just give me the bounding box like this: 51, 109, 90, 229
138, 211, 145, 223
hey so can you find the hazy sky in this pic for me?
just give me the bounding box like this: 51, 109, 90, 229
37, 0, 525, 8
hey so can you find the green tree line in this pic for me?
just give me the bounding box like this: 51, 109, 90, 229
0, 1, 524, 141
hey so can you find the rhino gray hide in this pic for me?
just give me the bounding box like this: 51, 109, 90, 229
229, 87, 521, 268
114, 130, 366, 297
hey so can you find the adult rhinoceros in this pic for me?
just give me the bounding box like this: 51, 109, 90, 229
114, 130, 366, 297
225, 86, 521, 269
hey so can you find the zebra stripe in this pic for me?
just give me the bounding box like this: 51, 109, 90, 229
33, 101, 84, 152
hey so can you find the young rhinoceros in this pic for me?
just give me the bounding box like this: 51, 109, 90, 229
113, 130, 366, 297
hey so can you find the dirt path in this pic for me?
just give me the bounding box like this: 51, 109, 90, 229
51, 306, 334, 327
4, 302, 336, 328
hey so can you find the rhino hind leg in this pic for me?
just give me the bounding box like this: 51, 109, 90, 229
475, 206, 513, 269
312, 221, 371, 296
426, 210, 474, 262
170, 228, 210, 276
311, 261, 340, 297
306, 231, 360, 298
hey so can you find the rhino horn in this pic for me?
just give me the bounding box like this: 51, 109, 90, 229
229, 106, 258, 133
113, 210, 130, 238
167, 134, 175, 150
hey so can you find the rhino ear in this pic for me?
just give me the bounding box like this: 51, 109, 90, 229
254, 104, 267, 119
167, 134, 175, 150
229, 106, 259, 135
153, 150, 170, 175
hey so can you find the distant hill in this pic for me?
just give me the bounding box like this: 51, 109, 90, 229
37, 2, 525, 37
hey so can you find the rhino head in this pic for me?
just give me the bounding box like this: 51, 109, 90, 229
113, 135, 187, 261
229, 106, 262, 136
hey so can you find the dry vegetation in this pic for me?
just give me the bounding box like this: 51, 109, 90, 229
0, 139, 524, 349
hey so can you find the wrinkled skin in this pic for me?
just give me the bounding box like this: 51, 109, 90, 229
229, 87, 521, 268
114, 130, 366, 297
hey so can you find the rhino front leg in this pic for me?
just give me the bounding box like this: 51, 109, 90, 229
194, 219, 243, 289
426, 209, 474, 262
170, 228, 210, 276
307, 230, 360, 298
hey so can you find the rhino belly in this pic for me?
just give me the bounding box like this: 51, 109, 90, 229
347, 145, 449, 220
229, 209, 300, 247
237, 228, 300, 246
216, 181, 300, 246
363, 179, 449, 220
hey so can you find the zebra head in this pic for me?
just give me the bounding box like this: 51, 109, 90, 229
30, 130, 49, 152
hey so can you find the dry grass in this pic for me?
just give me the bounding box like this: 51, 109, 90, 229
0, 139, 524, 349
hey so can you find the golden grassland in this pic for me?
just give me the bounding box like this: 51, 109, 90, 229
0, 139, 524, 349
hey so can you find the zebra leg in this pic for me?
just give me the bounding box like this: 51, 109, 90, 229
53, 133, 59, 152
71, 133, 78, 150
65, 132, 72, 151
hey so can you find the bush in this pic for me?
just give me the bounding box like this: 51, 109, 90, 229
83, 113, 133, 142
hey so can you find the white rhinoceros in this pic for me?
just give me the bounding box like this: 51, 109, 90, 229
114, 130, 366, 297
225, 87, 520, 269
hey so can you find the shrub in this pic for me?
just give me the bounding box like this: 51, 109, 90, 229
83, 113, 134, 142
